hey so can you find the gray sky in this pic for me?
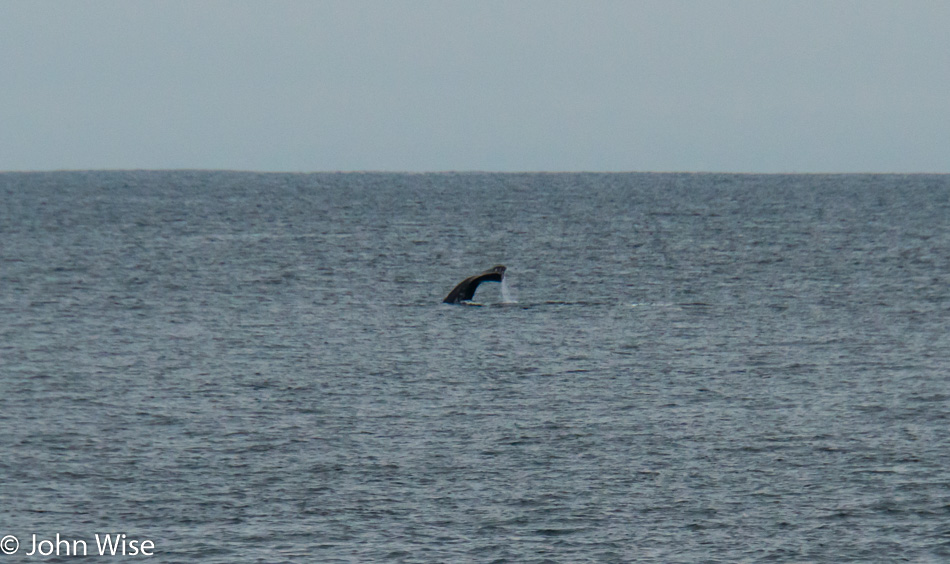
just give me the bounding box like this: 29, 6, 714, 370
2, 1, 948, 173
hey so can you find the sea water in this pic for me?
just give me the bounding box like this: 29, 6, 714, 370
0, 171, 948, 562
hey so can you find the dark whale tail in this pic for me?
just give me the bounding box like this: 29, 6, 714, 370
443, 265, 507, 304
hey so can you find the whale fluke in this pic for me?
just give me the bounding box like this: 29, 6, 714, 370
443, 265, 507, 304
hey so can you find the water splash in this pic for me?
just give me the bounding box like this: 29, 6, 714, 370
500, 274, 517, 303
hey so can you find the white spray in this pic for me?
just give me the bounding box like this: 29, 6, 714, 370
500, 272, 517, 303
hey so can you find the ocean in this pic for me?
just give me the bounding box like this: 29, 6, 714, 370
1, 171, 948, 562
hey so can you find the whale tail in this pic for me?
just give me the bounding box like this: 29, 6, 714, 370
443, 265, 507, 304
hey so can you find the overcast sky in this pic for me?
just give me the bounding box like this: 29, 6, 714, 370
2, 1, 948, 173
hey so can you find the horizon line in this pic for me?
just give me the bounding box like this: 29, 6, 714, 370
2, 168, 948, 176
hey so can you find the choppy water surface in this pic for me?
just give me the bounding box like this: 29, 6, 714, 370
1, 171, 948, 562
